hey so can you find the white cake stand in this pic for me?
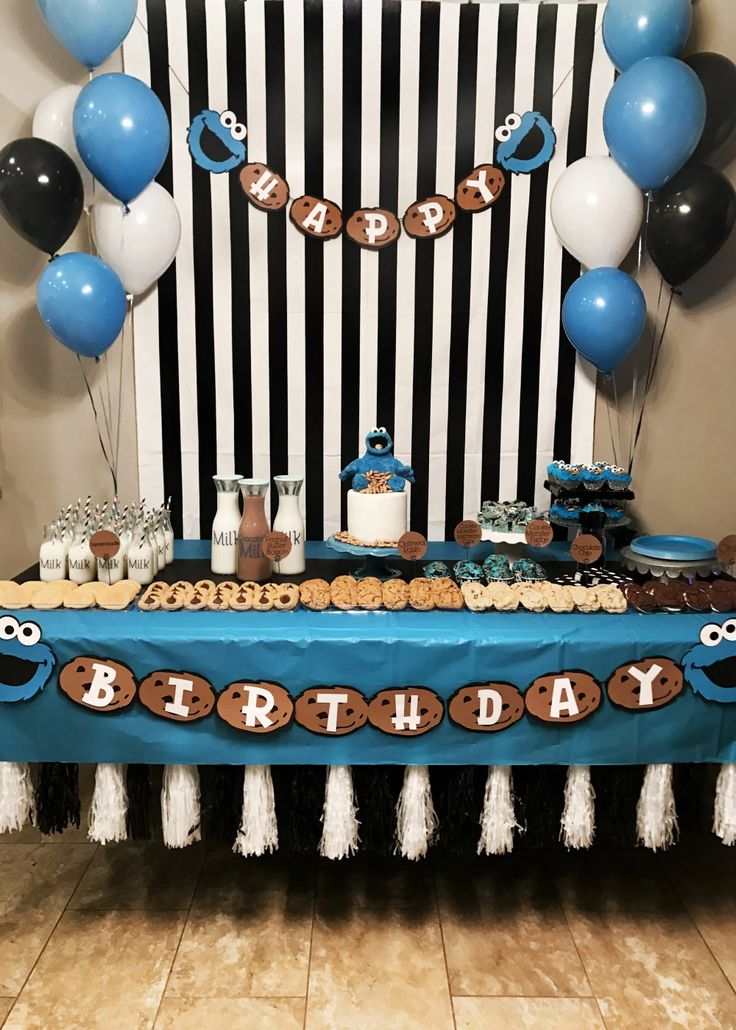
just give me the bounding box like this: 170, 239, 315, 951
619, 545, 721, 581
325, 535, 402, 579
480, 528, 528, 560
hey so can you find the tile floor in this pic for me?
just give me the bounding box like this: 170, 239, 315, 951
0, 817, 735, 1028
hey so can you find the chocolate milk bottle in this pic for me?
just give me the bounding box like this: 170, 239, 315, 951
237, 479, 271, 582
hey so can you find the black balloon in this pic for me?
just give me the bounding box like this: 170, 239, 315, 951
0, 137, 83, 256
685, 53, 736, 159
647, 163, 736, 287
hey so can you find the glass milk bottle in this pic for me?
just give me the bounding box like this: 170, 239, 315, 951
162, 508, 175, 565
211, 475, 242, 574
97, 518, 127, 584
68, 525, 95, 584
39, 524, 67, 581
153, 514, 167, 571
273, 475, 306, 575
127, 527, 154, 585
237, 479, 271, 582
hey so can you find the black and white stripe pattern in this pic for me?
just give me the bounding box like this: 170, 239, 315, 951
125, 1, 613, 540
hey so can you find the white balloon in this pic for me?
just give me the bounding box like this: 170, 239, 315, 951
93, 183, 181, 296
551, 156, 644, 269
33, 85, 95, 209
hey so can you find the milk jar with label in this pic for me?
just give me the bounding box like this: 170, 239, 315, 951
68, 526, 96, 584
211, 475, 242, 574
97, 519, 127, 584
154, 514, 167, 571
127, 530, 154, 585
273, 475, 306, 574
39, 524, 67, 581
162, 508, 175, 565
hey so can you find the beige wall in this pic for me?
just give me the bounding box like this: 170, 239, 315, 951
0, 1, 136, 579
0, 0, 733, 577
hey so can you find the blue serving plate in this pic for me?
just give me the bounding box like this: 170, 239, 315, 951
630, 535, 717, 561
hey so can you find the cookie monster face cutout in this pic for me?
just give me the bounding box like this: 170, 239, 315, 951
495, 111, 556, 175
187, 109, 247, 174
366, 427, 394, 456
683, 619, 736, 704
0, 616, 55, 703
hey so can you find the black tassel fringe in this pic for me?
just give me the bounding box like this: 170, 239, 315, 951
433, 766, 484, 856
35, 763, 80, 836
199, 765, 242, 842
354, 766, 403, 856
125, 764, 153, 840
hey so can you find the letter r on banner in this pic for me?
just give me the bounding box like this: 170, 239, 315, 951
316, 692, 349, 733
241, 684, 276, 728
627, 663, 663, 707
391, 693, 422, 731
83, 663, 118, 708
165, 676, 193, 718
550, 678, 580, 719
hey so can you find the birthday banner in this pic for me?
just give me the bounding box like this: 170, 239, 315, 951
123, 1, 613, 541
1, 607, 735, 765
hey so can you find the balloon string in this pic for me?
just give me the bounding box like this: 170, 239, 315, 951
629, 287, 676, 475
604, 375, 619, 468
612, 372, 622, 467
77, 356, 117, 494
114, 297, 132, 485
134, 15, 190, 97
629, 195, 652, 467
552, 19, 603, 99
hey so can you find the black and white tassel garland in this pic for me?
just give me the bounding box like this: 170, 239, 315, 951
161, 764, 201, 848
477, 765, 519, 856
396, 765, 437, 860
560, 765, 596, 849
637, 763, 678, 851
88, 763, 128, 844
713, 763, 736, 847
36, 763, 80, 836
0, 762, 34, 834
233, 765, 278, 857
319, 765, 359, 860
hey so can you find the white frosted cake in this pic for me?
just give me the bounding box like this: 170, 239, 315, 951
336, 427, 415, 547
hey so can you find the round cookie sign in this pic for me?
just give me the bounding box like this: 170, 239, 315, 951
454, 520, 482, 549
525, 519, 553, 549
398, 531, 428, 561
262, 531, 292, 563
90, 530, 120, 560
717, 535, 736, 563
570, 534, 603, 565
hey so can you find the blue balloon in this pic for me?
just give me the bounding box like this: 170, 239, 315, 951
562, 268, 646, 375
603, 0, 692, 72
73, 73, 170, 205
37, 0, 137, 70
604, 56, 705, 191
37, 253, 126, 358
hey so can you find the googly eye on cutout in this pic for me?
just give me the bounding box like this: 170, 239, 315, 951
721, 619, 736, 641
17, 622, 41, 648
0, 616, 19, 641
700, 623, 723, 647
370, 426, 379, 434
220, 110, 238, 130
495, 124, 512, 143
506, 112, 522, 131
378, 427, 387, 434
231, 122, 247, 141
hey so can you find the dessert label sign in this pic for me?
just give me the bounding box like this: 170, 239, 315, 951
454, 520, 482, 549
262, 532, 292, 563
398, 532, 428, 562
717, 536, 736, 563
571, 534, 603, 565
525, 520, 554, 549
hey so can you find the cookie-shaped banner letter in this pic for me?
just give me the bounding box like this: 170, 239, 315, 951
139, 670, 215, 722
346, 208, 401, 249
295, 686, 369, 736
525, 671, 601, 724
59, 656, 137, 713
403, 195, 456, 240
217, 680, 294, 733
368, 687, 443, 736
607, 657, 683, 711
455, 165, 505, 212
448, 682, 524, 732
239, 162, 289, 211
289, 195, 343, 240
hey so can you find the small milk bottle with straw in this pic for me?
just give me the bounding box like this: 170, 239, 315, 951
127, 519, 154, 585
39, 523, 67, 581
68, 520, 95, 584
162, 502, 175, 565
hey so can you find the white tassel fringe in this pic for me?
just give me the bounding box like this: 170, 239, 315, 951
478, 765, 519, 856
637, 763, 678, 851
396, 765, 437, 861
0, 762, 34, 834
233, 765, 278, 857
560, 765, 595, 850
88, 763, 128, 844
161, 764, 201, 849
713, 763, 736, 847
319, 765, 359, 860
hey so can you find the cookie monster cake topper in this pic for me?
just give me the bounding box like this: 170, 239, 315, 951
188, 109, 247, 174
339, 427, 415, 493
683, 619, 736, 704
0, 616, 55, 703
495, 111, 556, 174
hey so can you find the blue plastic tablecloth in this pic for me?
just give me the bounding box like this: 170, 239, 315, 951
1, 602, 734, 766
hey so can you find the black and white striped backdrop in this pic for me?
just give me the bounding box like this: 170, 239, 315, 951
124, 0, 613, 541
